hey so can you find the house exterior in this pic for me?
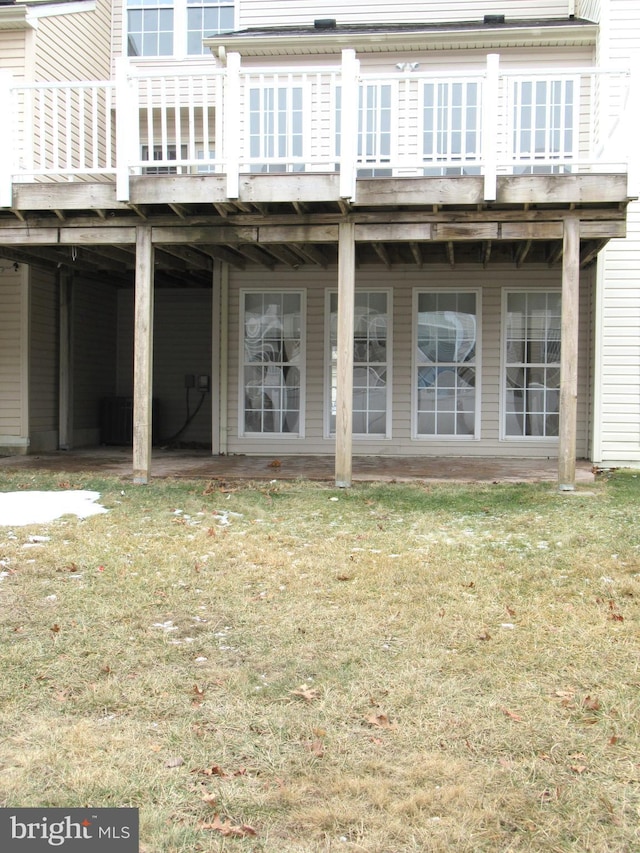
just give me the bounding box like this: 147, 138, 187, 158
0, 0, 638, 486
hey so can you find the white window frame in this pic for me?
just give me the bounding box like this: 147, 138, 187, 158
247, 82, 307, 173
335, 82, 397, 176
501, 288, 561, 441
412, 288, 481, 440
238, 290, 306, 439
510, 76, 577, 174
324, 288, 393, 440
421, 78, 482, 176
125, 0, 236, 61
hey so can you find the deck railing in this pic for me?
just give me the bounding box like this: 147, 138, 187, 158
0, 51, 634, 208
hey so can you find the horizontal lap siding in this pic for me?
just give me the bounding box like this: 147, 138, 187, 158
117, 289, 213, 445
0, 271, 24, 438
29, 268, 58, 450
73, 279, 118, 435
595, 0, 640, 464
239, 2, 571, 28
225, 264, 592, 459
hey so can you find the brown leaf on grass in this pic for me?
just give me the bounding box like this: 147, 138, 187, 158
477, 630, 492, 641
197, 815, 257, 838
304, 739, 325, 758
583, 696, 601, 712
290, 685, 320, 702
571, 764, 588, 774
365, 713, 397, 730
501, 708, 524, 722
506, 605, 516, 617
608, 735, 619, 746
200, 792, 217, 808
50, 624, 60, 634
192, 684, 205, 705
336, 573, 353, 581
194, 764, 246, 779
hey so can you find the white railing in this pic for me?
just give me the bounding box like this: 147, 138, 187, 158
0, 52, 634, 208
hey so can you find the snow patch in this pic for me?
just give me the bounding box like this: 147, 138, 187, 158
0, 490, 108, 526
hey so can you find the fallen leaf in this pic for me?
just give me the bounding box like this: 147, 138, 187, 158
583, 696, 601, 712
197, 815, 257, 838
305, 739, 325, 757
501, 708, 524, 722
290, 686, 320, 702
477, 630, 492, 641
165, 756, 185, 769
200, 793, 217, 808
268, 459, 281, 468
571, 764, 588, 774
365, 713, 397, 730
608, 735, 619, 746
50, 624, 60, 634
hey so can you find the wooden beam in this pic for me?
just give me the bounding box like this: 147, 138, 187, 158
446, 242, 455, 268
580, 239, 608, 269
558, 216, 580, 491
132, 225, 155, 484
355, 223, 432, 242
235, 243, 275, 269
409, 242, 423, 268
289, 243, 328, 268
482, 240, 492, 268
257, 224, 338, 243
260, 243, 302, 268
199, 244, 246, 269
128, 203, 148, 219
372, 242, 392, 269
515, 240, 532, 268
547, 242, 564, 267
168, 203, 189, 219
213, 203, 230, 217
157, 244, 213, 272
335, 221, 355, 489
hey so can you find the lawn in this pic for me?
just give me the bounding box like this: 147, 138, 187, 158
0, 469, 638, 852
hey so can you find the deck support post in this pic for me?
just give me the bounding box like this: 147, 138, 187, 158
335, 221, 356, 488
133, 225, 155, 484
558, 215, 580, 491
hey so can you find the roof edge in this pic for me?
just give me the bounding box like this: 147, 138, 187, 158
204, 18, 598, 58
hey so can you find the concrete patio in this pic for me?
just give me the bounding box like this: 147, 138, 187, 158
0, 447, 597, 485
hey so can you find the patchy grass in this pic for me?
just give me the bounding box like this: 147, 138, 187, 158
0, 469, 638, 852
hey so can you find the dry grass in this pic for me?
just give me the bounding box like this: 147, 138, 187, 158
0, 469, 638, 852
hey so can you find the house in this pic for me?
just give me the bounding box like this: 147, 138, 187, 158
0, 0, 637, 487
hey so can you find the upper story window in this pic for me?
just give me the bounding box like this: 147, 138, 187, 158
127, 0, 234, 58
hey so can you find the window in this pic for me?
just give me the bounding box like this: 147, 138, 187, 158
504, 291, 561, 438
512, 78, 575, 173
241, 292, 303, 435
127, 0, 234, 58
335, 84, 393, 176
141, 143, 187, 174
423, 81, 481, 176
415, 291, 478, 437
127, 0, 173, 57
187, 0, 234, 55
327, 291, 390, 437
249, 86, 304, 173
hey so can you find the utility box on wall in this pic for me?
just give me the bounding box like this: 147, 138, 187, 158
99, 397, 160, 446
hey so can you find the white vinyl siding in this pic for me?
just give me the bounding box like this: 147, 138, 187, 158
28, 269, 58, 451
224, 264, 591, 459
591, 0, 640, 465
0, 270, 26, 443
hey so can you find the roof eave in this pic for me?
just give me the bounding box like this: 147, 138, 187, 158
204, 21, 599, 59
0, 4, 33, 29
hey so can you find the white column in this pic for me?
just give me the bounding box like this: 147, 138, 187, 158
224, 52, 241, 199
339, 49, 360, 202
482, 54, 499, 202
0, 71, 14, 208
335, 221, 356, 488
133, 225, 155, 484
558, 216, 580, 490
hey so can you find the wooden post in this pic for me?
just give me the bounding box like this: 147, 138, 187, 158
58, 273, 73, 450
133, 225, 154, 484
335, 221, 356, 487
558, 215, 580, 491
